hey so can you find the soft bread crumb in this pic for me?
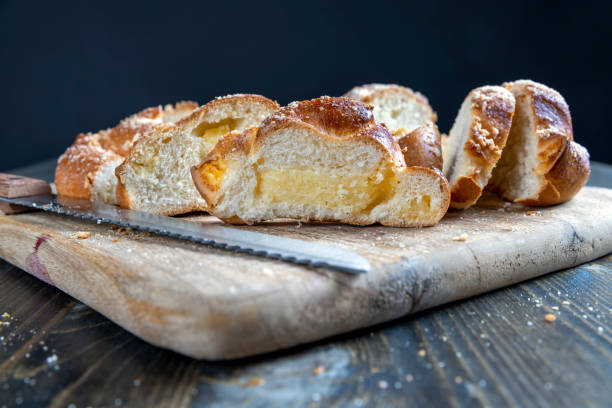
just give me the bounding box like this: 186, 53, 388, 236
313, 365, 325, 375
544, 314, 556, 322
452, 233, 469, 241
72, 231, 91, 239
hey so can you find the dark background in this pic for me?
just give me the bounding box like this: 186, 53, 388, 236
1, 1, 611, 171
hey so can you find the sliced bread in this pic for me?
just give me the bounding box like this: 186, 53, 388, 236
487, 80, 590, 205
443, 86, 516, 209
191, 97, 450, 227
115, 94, 279, 215
344, 83, 437, 139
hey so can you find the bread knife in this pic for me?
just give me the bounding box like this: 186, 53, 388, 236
0, 173, 371, 274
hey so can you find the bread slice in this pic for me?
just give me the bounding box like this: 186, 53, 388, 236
442, 86, 516, 209
344, 83, 437, 138
55, 102, 197, 204
116, 94, 279, 215
487, 80, 590, 205
191, 97, 450, 227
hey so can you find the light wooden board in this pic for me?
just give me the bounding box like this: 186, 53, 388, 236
0, 187, 611, 360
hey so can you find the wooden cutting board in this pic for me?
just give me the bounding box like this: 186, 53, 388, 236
0, 187, 611, 360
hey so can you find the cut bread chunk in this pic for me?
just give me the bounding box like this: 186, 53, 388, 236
55, 102, 198, 204
191, 97, 450, 227
443, 86, 516, 209
116, 94, 279, 215
344, 83, 437, 138
487, 80, 590, 205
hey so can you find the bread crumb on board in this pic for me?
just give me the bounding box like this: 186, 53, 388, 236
544, 314, 556, 323
313, 365, 325, 375
417, 349, 426, 357
72, 231, 91, 239
243, 377, 265, 387
452, 233, 469, 242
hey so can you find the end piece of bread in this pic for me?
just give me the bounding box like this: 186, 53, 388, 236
397, 122, 443, 171
487, 80, 590, 205
344, 83, 437, 138
116, 94, 279, 215
191, 97, 450, 227
55, 102, 197, 204
443, 86, 516, 209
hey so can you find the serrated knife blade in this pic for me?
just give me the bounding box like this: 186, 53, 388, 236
0, 194, 371, 274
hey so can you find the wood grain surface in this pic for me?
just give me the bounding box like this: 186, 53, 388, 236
0, 256, 610, 407
0, 159, 611, 407
0, 185, 611, 360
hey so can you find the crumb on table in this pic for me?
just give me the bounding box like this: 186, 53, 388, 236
72, 231, 91, 239
243, 377, 265, 387
452, 233, 469, 242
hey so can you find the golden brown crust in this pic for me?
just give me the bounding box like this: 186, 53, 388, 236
449, 177, 482, 209
55, 133, 122, 199
256, 97, 405, 167
502, 80, 588, 205
343, 83, 437, 123
446, 86, 516, 209
464, 87, 516, 166
396, 123, 443, 170
55, 101, 197, 200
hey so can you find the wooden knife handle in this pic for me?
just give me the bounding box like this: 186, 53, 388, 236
0, 173, 51, 215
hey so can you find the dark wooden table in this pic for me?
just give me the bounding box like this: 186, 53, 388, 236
1, 159, 611, 408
